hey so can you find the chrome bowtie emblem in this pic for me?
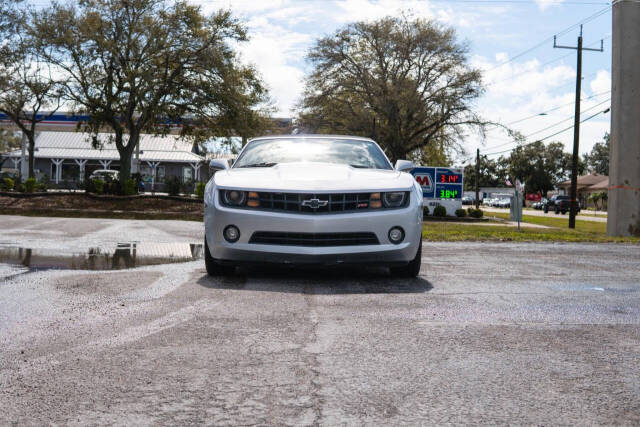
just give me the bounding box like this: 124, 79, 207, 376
301, 198, 328, 209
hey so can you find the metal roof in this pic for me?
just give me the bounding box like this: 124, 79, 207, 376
249, 134, 375, 142
6, 131, 203, 163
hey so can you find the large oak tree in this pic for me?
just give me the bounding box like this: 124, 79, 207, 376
33, 0, 269, 185
0, 0, 65, 178
296, 15, 486, 162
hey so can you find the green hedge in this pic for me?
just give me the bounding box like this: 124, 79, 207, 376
433, 205, 447, 217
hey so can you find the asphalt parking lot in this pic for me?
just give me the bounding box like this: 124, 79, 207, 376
1, 215, 639, 424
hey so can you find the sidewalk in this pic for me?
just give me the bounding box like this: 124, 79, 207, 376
483, 207, 607, 223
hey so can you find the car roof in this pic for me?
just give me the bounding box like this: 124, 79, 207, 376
248, 134, 375, 143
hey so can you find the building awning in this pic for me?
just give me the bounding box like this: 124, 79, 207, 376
5, 131, 204, 163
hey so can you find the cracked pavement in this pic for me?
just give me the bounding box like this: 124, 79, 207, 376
1, 215, 639, 424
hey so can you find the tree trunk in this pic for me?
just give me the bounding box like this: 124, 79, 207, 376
27, 131, 36, 179
116, 133, 136, 193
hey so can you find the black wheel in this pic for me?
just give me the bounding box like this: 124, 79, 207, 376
544, 207, 548, 213
390, 239, 422, 278
204, 238, 235, 276
561, 210, 566, 215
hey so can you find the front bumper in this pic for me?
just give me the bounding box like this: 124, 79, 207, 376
204, 192, 422, 266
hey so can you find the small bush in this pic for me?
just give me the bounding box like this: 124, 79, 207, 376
195, 182, 205, 199
422, 205, 430, 216
166, 176, 181, 196
37, 182, 47, 192
88, 178, 105, 195
2, 178, 14, 191
469, 208, 484, 218
123, 179, 136, 196
455, 208, 467, 218
433, 205, 447, 217
24, 177, 37, 193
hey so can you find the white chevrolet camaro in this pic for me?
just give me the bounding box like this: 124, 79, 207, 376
203, 135, 423, 277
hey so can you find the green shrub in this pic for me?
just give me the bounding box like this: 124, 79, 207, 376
433, 205, 447, 217
166, 176, 181, 196
89, 179, 105, 195
455, 208, 467, 218
422, 205, 430, 216
2, 178, 14, 191
37, 182, 47, 192
24, 177, 37, 193
123, 179, 136, 196
469, 208, 484, 218
195, 182, 205, 199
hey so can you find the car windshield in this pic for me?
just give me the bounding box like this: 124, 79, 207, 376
233, 137, 393, 170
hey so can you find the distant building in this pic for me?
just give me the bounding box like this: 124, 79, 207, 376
478, 187, 516, 200
557, 173, 609, 208
3, 131, 205, 191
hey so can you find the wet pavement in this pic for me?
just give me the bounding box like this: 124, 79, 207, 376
0, 215, 639, 424
0, 242, 203, 271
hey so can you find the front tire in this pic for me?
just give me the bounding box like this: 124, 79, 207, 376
390, 239, 422, 278
204, 238, 236, 276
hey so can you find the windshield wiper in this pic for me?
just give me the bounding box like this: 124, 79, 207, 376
349, 164, 370, 169
237, 162, 278, 168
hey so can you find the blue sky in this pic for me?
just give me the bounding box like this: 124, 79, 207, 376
194, 0, 613, 162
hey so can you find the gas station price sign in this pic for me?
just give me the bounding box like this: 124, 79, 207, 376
411, 167, 463, 200
438, 170, 461, 184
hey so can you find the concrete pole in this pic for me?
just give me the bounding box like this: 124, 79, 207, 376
608, 0, 640, 236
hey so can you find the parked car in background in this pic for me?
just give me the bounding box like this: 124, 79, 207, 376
496, 198, 511, 208
483, 197, 494, 207
543, 195, 578, 214
462, 196, 473, 205
532, 198, 546, 210
89, 169, 119, 182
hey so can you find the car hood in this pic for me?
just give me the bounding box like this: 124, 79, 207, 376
214, 162, 415, 192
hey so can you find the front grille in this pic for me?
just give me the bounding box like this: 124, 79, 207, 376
219, 191, 408, 214
258, 192, 373, 213
249, 231, 380, 247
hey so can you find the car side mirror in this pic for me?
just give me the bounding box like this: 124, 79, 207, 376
209, 159, 229, 170
394, 160, 414, 172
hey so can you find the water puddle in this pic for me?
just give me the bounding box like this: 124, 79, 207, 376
0, 242, 203, 271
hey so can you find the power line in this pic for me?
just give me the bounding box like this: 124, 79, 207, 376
482, 106, 610, 156
486, 89, 610, 131
524, 97, 609, 137
482, 96, 610, 151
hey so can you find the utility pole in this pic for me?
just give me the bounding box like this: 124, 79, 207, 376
608, 0, 640, 237
475, 148, 480, 209
554, 25, 603, 228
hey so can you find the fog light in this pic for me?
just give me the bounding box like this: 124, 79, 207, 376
388, 227, 404, 244
223, 225, 240, 243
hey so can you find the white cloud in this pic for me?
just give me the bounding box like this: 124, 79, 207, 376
535, 0, 565, 11
590, 70, 611, 94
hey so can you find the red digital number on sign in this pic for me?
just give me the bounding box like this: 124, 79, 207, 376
439, 174, 459, 183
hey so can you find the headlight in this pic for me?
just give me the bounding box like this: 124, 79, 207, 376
222, 190, 246, 206
382, 191, 406, 208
